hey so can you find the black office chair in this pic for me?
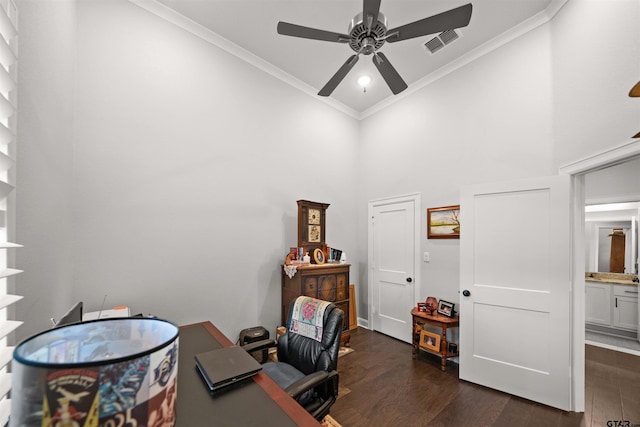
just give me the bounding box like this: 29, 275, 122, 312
243, 296, 344, 421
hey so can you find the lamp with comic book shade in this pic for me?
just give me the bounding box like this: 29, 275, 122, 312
11, 317, 179, 427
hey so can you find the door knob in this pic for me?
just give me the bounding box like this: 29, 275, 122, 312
406, 277, 412, 283
462, 289, 471, 297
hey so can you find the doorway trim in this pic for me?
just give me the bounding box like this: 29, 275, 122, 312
559, 138, 640, 412
367, 193, 422, 332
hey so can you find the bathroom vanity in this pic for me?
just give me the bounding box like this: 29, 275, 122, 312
585, 272, 639, 336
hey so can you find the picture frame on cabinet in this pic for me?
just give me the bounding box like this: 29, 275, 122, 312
419, 330, 440, 352
417, 302, 427, 312
313, 248, 325, 264
427, 205, 460, 239
437, 300, 455, 317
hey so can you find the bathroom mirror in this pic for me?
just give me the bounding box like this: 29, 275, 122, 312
585, 202, 639, 274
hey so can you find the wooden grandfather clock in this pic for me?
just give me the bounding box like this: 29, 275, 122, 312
297, 200, 329, 258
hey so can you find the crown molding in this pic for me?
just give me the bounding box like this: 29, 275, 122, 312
127, 0, 360, 120
128, 0, 568, 121
361, 0, 570, 119
559, 139, 640, 176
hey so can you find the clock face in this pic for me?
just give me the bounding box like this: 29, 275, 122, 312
308, 208, 321, 225
308, 225, 321, 242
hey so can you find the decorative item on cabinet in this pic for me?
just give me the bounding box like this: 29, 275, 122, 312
297, 200, 330, 260
425, 297, 438, 315
313, 248, 326, 264
437, 300, 455, 317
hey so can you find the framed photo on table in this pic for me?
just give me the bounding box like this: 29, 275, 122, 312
437, 300, 454, 317
419, 330, 440, 352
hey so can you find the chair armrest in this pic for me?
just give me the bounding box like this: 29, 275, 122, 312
241, 339, 277, 354
284, 370, 338, 400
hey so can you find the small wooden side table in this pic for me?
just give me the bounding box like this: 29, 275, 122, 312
411, 308, 460, 372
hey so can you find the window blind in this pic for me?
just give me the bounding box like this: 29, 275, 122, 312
0, 0, 19, 424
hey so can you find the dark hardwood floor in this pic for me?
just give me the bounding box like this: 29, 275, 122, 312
330, 328, 640, 427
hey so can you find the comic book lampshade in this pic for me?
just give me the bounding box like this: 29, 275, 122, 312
11, 318, 179, 427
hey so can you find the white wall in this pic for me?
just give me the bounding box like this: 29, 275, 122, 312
551, 0, 640, 168
16, 0, 359, 341
357, 24, 556, 316
15, 0, 640, 338
16, 0, 76, 340
585, 157, 640, 204
356, 0, 639, 320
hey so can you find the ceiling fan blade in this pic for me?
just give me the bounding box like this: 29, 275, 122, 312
633, 131, 640, 138
386, 3, 472, 43
363, 0, 382, 33
373, 52, 408, 95
318, 55, 360, 97
630, 80, 640, 97
277, 21, 350, 43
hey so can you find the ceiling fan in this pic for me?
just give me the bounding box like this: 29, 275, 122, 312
277, 0, 473, 97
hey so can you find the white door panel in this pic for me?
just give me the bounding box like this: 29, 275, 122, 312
460, 176, 571, 411
370, 197, 418, 343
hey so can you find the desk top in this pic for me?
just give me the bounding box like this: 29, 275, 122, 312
177, 321, 320, 427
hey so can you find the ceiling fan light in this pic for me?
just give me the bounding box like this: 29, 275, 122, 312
358, 75, 372, 87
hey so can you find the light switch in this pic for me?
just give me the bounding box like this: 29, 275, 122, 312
423, 252, 430, 262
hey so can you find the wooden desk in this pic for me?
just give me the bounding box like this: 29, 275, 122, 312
410, 308, 459, 372
177, 321, 320, 426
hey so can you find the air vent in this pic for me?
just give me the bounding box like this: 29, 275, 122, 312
439, 29, 459, 45
424, 29, 461, 54
424, 37, 444, 54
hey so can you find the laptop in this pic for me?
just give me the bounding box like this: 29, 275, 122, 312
194, 345, 262, 392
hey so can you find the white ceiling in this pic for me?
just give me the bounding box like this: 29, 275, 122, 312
151, 0, 562, 116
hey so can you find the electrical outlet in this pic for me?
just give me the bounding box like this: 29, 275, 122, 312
423, 252, 430, 262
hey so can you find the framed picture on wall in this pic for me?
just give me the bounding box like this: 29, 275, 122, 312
427, 205, 460, 239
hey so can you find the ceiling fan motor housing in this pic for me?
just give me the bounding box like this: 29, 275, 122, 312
348, 12, 387, 55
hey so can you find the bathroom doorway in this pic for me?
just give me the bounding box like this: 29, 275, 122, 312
583, 157, 640, 354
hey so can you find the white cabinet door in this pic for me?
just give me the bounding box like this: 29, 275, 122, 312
585, 282, 611, 326
613, 285, 638, 330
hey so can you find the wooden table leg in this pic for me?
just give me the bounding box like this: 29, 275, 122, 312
440, 325, 448, 372
412, 316, 418, 359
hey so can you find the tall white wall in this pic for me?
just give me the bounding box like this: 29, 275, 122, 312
16, 0, 76, 340
357, 0, 640, 320
551, 0, 640, 167
15, 0, 640, 338
358, 24, 556, 316
16, 0, 359, 341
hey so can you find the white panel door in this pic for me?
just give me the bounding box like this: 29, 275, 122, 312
371, 199, 416, 343
460, 175, 572, 411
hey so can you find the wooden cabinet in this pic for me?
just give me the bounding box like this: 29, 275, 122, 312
282, 263, 350, 345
